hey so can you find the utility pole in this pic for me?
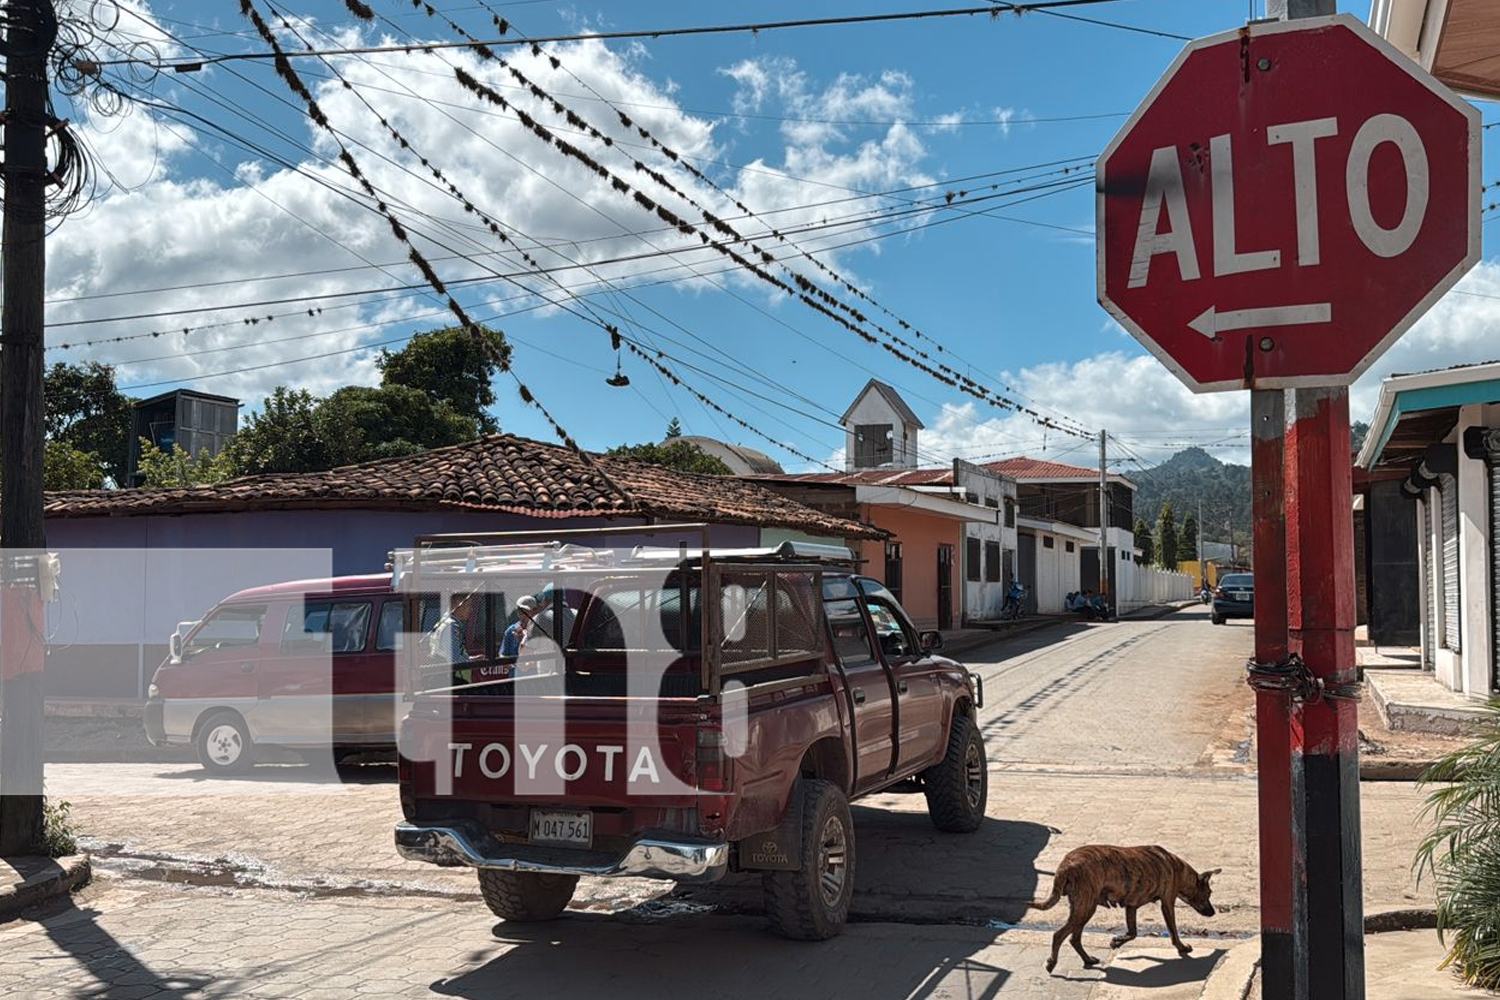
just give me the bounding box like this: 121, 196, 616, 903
1097, 429, 1109, 607
1196, 497, 1205, 587
0, 0, 56, 856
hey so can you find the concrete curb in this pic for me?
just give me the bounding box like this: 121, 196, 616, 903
1359, 759, 1435, 782
0, 855, 91, 923
942, 618, 1065, 657
1195, 910, 1441, 998
1199, 938, 1260, 1000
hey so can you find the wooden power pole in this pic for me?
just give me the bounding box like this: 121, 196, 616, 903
0, 0, 56, 856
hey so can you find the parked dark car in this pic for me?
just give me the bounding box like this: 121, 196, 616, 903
1211, 572, 1254, 625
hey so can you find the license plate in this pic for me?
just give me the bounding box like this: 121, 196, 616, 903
1234, 592, 1250, 601
530, 809, 592, 847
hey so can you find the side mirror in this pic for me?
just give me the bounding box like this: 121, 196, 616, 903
919, 630, 943, 652
168, 633, 183, 663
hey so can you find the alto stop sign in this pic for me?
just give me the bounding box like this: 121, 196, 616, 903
1097, 15, 1480, 392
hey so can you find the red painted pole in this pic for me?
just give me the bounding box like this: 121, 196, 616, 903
1286, 387, 1364, 999
1250, 389, 1305, 1000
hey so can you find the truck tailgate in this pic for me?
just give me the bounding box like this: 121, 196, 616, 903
402, 696, 704, 808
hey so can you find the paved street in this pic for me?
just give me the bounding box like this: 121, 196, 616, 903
2, 606, 1448, 998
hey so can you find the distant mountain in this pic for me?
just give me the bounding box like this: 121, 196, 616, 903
1129, 447, 1251, 561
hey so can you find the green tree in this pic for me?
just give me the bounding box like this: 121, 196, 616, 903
1181, 511, 1199, 561
44, 362, 134, 486
377, 325, 508, 433
43, 440, 106, 490
1134, 517, 1154, 566
664, 417, 683, 439
319, 384, 480, 461
227, 387, 357, 475
1156, 501, 1179, 569
135, 439, 238, 487
607, 440, 732, 476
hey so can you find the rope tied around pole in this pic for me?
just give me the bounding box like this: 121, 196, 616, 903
1245, 653, 1362, 704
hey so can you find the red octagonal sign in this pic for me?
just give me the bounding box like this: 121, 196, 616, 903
1098, 15, 1480, 392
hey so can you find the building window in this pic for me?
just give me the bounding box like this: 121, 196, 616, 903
966, 537, 981, 581
855, 424, 893, 468
1043, 536, 1055, 549
1004, 498, 1016, 528
1066, 541, 1075, 553
984, 541, 1001, 582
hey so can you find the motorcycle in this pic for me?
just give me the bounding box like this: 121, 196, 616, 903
1199, 585, 1213, 605
1000, 581, 1029, 621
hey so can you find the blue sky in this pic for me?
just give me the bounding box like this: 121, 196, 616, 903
47, 1, 1498, 475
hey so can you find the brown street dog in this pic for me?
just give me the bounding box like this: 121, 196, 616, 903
1029, 845, 1220, 973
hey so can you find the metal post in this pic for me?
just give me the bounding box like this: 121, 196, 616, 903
1286, 388, 1363, 999
1098, 429, 1109, 604
1251, 389, 1305, 1000
0, 0, 55, 855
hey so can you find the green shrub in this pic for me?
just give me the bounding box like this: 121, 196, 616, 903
41, 797, 77, 858
1416, 701, 1500, 990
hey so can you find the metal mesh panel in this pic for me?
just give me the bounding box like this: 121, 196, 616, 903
774, 573, 819, 657
720, 572, 772, 666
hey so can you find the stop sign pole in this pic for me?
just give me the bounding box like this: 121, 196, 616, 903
1097, 9, 1480, 1000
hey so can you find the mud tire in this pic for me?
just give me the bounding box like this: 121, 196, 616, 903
763, 779, 855, 940
922, 713, 987, 833
477, 870, 578, 922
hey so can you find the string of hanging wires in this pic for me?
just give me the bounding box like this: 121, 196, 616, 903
418, 0, 1097, 440
86, 1, 1187, 72
147, 6, 848, 468
85, 2, 1116, 464
96, 6, 1104, 449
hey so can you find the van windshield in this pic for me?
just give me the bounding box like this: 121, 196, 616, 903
185, 605, 267, 656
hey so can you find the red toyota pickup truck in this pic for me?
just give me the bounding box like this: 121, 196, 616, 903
392, 527, 987, 940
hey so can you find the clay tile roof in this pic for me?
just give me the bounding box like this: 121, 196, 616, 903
44, 433, 883, 538
986, 457, 1137, 489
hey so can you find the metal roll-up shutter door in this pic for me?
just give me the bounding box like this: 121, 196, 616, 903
1441, 474, 1460, 652
1421, 498, 1435, 670
1490, 458, 1500, 691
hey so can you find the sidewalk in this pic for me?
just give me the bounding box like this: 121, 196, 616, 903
1205, 926, 1487, 999
0, 855, 90, 923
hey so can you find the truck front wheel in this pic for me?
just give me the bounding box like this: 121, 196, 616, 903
922, 714, 988, 833
762, 779, 855, 940
476, 870, 578, 922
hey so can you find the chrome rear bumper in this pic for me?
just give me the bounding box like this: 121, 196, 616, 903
394, 820, 728, 882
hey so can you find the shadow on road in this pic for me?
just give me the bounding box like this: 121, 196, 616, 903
143, 760, 399, 785
671, 809, 1054, 925
429, 912, 1015, 1000
1055, 946, 1226, 987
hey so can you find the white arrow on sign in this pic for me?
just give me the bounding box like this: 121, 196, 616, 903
1188, 303, 1333, 340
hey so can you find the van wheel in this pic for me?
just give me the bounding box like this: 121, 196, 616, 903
922, 714, 988, 833
763, 779, 855, 940
477, 870, 577, 921
1211, 613, 1224, 625
195, 711, 254, 775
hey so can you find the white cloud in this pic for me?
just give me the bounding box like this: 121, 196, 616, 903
47, 22, 947, 406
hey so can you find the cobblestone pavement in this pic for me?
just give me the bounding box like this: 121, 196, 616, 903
6, 605, 1443, 998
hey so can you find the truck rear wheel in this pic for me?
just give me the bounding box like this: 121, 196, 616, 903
762, 779, 855, 940
922, 714, 987, 833
476, 870, 578, 922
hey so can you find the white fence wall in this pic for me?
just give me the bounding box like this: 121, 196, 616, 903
1117, 563, 1195, 613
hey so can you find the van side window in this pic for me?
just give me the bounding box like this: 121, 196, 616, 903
375, 601, 405, 652
283, 601, 372, 654
185, 605, 267, 656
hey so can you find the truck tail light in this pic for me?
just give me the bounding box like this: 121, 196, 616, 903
696, 728, 733, 793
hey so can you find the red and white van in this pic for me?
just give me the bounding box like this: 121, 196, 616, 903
144, 575, 408, 774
